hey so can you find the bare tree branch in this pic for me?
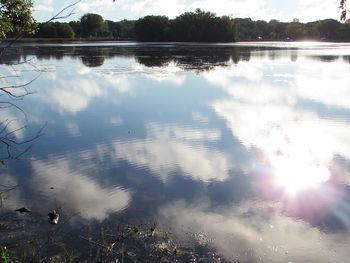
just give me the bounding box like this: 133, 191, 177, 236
44, 0, 82, 24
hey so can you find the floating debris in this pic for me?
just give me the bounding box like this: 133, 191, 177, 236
48, 210, 59, 225
15, 207, 31, 213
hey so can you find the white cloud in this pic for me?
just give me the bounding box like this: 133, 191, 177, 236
49, 78, 103, 113
33, 0, 54, 15
132, 62, 186, 85
294, 60, 350, 110
95, 123, 231, 183
32, 159, 131, 221
34, 0, 341, 22
159, 200, 350, 262
110, 116, 124, 126
65, 121, 80, 136
296, 0, 340, 22
120, 0, 272, 20
206, 57, 350, 192
192, 112, 209, 123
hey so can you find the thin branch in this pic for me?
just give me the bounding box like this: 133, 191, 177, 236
0, 102, 28, 120
44, 0, 82, 24
0, 73, 40, 99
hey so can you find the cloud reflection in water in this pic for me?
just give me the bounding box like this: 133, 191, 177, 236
159, 200, 350, 263
207, 58, 350, 196
32, 160, 131, 221
97, 123, 232, 183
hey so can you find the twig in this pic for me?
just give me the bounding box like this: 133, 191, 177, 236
44, 1, 82, 24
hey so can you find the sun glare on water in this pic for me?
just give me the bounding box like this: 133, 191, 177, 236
273, 156, 330, 195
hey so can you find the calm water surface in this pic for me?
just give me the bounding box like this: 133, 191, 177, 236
1, 42, 350, 262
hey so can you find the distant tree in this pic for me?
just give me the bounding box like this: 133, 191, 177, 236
268, 19, 287, 40
236, 18, 258, 40
97, 20, 110, 37
117, 20, 136, 39
54, 23, 75, 39
255, 20, 269, 39
80, 13, 106, 37
317, 19, 342, 40
303, 22, 320, 40
69, 21, 81, 38
172, 9, 237, 42
106, 20, 120, 38
286, 21, 304, 40
135, 16, 170, 41
36, 23, 57, 38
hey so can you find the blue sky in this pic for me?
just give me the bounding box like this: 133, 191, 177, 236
32, 0, 342, 23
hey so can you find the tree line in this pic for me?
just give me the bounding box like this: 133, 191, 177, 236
14, 10, 350, 42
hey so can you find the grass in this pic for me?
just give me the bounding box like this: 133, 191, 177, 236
1, 247, 9, 263
0, 211, 226, 262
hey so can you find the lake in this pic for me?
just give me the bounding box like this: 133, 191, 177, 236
1, 41, 350, 262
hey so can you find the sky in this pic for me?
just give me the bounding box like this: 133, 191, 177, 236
32, 0, 342, 23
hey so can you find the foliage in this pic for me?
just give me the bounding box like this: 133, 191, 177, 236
80, 13, 108, 38
135, 16, 171, 41
173, 9, 237, 42
234, 18, 350, 41
0, 0, 37, 37
54, 23, 75, 39
1, 247, 9, 263
29, 8, 350, 42
36, 23, 75, 39
134, 9, 238, 42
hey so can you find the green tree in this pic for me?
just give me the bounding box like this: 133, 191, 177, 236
69, 21, 81, 38
106, 20, 120, 38
55, 23, 75, 39
317, 19, 342, 40
36, 23, 57, 38
117, 19, 136, 39
0, 0, 37, 37
172, 9, 237, 42
286, 22, 304, 40
236, 18, 259, 40
80, 13, 106, 37
135, 16, 170, 42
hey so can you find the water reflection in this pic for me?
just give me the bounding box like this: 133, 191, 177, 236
97, 123, 231, 183
159, 200, 350, 262
32, 159, 131, 221
5, 43, 350, 71
208, 59, 350, 195
1, 42, 350, 261
0, 174, 24, 211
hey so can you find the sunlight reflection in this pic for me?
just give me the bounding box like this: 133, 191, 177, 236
273, 157, 330, 195
209, 59, 350, 197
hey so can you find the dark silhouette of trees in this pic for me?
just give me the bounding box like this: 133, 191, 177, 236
134, 9, 237, 42
80, 13, 109, 38
36, 23, 58, 38
36, 23, 75, 39
233, 18, 350, 41
135, 16, 171, 41
171, 9, 237, 42
54, 23, 75, 39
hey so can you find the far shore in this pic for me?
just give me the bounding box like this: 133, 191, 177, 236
1, 38, 350, 47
